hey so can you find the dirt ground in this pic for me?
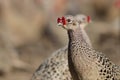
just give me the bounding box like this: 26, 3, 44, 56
0, 39, 57, 80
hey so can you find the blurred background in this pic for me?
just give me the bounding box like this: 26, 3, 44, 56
0, 0, 119, 80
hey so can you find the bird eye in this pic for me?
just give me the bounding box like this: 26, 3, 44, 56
67, 19, 71, 23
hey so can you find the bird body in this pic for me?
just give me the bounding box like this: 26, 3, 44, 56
65, 16, 120, 80
68, 27, 120, 80
31, 46, 73, 80
32, 14, 120, 80
32, 14, 91, 80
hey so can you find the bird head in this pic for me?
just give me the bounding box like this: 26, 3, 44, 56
57, 14, 91, 31
75, 14, 91, 29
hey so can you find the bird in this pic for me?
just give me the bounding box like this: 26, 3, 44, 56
31, 14, 92, 80
58, 15, 120, 80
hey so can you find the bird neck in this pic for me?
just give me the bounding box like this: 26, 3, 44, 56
67, 27, 93, 79
81, 27, 92, 47
68, 27, 90, 47
67, 27, 86, 80
68, 26, 92, 47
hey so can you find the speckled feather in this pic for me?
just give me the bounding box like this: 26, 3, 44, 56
32, 15, 120, 80
68, 25, 120, 80
31, 14, 91, 80
31, 46, 73, 80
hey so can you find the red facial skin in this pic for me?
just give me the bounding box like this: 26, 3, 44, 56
57, 16, 66, 25
62, 17, 66, 25
57, 18, 61, 23
87, 16, 91, 23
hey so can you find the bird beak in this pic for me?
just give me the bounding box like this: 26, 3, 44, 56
57, 22, 63, 26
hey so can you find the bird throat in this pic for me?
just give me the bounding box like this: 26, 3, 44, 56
67, 28, 86, 44
67, 27, 92, 79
